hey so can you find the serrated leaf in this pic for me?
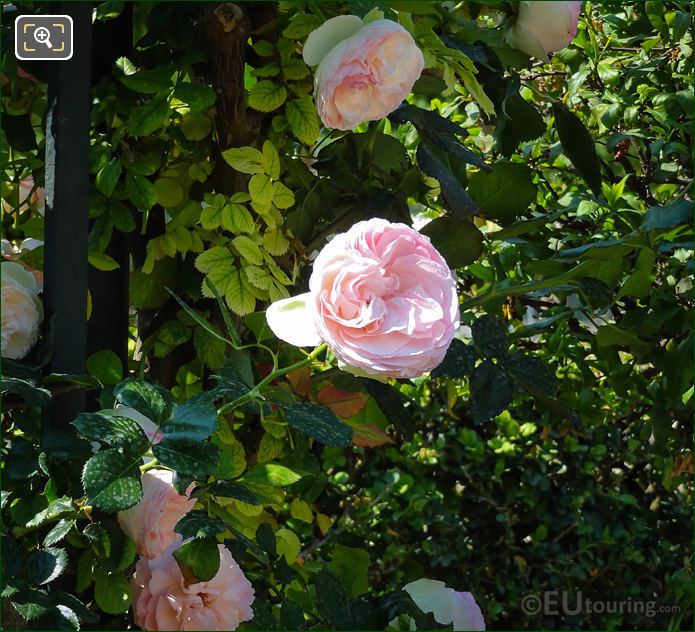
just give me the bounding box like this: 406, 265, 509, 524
271, 182, 295, 209
27, 547, 68, 585
94, 570, 131, 615
241, 463, 304, 487
128, 95, 170, 136
173, 537, 220, 582
248, 80, 287, 112
72, 413, 149, 452
249, 173, 274, 207
114, 378, 172, 423
282, 13, 322, 38
262, 140, 281, 180
162, 393, 217, 442
263, 229, 290, 256
232, 235, 264, 265
224, 268, 257, 316
125, 173, 157, 211
227, 203, 255, 233
44, 520, 72, 547
471, 314, 509, 357
210, 480, 260, 505
505, 353, 559, 398
95, 158, 121, 197
81, 450, 142, 512
469, 360, 514, 422
11, 588, 51, 621
174, 83, 216, 113
286, 95, 320, 145
152, 439, 219, 478
174, 511, 226, 539
245, 265, 272, 290
431, 338, 478, 379
120, 66, 173, 93
84, 523, 111, 558
284, 402, 354, 447
221, 147, 264, 174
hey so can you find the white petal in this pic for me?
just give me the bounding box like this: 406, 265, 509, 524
505, 23, 549, 61
404, 579, 456, 625
266, 293, 322, 347
1, 261, 39, 295
302, 15, 364, 67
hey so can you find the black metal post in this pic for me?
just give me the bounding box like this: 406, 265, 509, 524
43, 2, 92, 429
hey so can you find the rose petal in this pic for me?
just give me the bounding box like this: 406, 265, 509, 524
302, 15, 364, 67
404, 578, 485, 631
266, 293, 323, 347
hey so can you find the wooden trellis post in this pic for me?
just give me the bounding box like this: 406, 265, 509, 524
42, 2, 92, 430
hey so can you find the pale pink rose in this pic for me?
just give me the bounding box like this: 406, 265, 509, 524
0, 177, 45, 217
117, 469, 195, 559
266, 219, 459, 379
303, 16, 424, 130
506, 2, 582, 61
1, 261, 43, 360
132, 542, 255, 631
404, 578, 485, 631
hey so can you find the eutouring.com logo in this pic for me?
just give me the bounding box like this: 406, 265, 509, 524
521, 591, 681, 619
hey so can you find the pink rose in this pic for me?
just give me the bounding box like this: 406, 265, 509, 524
117, 469, 195, 559
132, 542, 255, 631
266, 219, 459, 379
506, 2, 582, 61
404, 578, 485, 631
1, 261, 43, 360
303, 16, 424, 130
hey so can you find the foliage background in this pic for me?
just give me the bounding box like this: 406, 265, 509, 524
1, 1, 693, 631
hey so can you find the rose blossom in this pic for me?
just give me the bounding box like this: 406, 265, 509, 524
404, 578, 485, 631
132, 542, 254, 631
266, 219, 459, 379
303, 16, 424, 130
117, 469, 195, 559
1, 261, 43, 360
505, 2, 582, 61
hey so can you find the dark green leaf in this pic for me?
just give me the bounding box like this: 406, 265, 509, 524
72, 412, 149, 452
84, 523, 111, 558
358, 379, 415, 438
174, 83, 216, 113
81, 449, 142, 512
552, 102, 602, 196
471, 314, 509, 357
128, 95, 170, 136
162, 393, 217, 442
113, 377, 172, 423
85, 350, 123, 386
210, 481, 260, 505
95, 158, 122, 197
505, 353, 558, 397
125, 172, 158, 210
11, 588, 51, 621
121, 66, 173, 93
469, 360, 514, 422
315, 568, 375, 630
174, 511, 226, 539
27, 547, 68, 585
153, 439, 219, 478
284, 403, 353, 448
173, 537, 220, 582
641, 200, 693, 231
43, 520, 72, 547
2, 113, 37, 151
431, 339, 478, 379
468, 162, 537, 224
256, 523, 277, 557
1, 377, 52, 406
420, 217, 484, 268
94, 569, 131, 614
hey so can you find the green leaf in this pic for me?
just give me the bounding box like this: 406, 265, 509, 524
154, 177, 185, 208
128, 94, 170, 136
210, 481, 260, 505
471, 314, 509, 357
227, 203, 255, 234
641, 200, 692, 231
248, 80, 287, 112
468, 162, 538, 224
114, 377, 172, 423
175, 511, 226, 539
505, 352, 558, 398
552, 102, 602, 196
420, 217, 483, 268
224, 268, 257, 316
43, 520, 72, 547
596, 324, 649, 355
329, 544, 370, 597
1, 377, 52, 406
162, 394, 217, 442
249, 173, 274, 207
174, 83, 216, 113
121, 66, 173, 93
84, 523, 111, 558
232, 235, 264, 265
263, 229, 290, 256
125, 173, 157, 210
469, 360, 514, 422
284, 402, 354, 448
358, 379, 415, 438
286, 95, 320, 145
82, 450, 142, 512
271, 182, 295, 209
431, 338, 478, 379
221, 146, 264, 174
241, 463, 304, 487
89, 252, 120, 271
27, 547, 68, 585
72, 412, 149, 452
173, 537, 220, 582
85, 350, 123, 386
181, 112, 212, 140
152, 439, 220, 478
94, 569, 131, 615
282, 13, 322, 38
95, 158, 122, 197
11, 588, 51, 621
261, 140, 281, 180
315, 568, 374, 631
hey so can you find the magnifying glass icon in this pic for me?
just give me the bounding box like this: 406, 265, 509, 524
33, 26, 53, 49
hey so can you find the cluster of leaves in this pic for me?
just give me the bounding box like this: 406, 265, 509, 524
1, 0, 692, 630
